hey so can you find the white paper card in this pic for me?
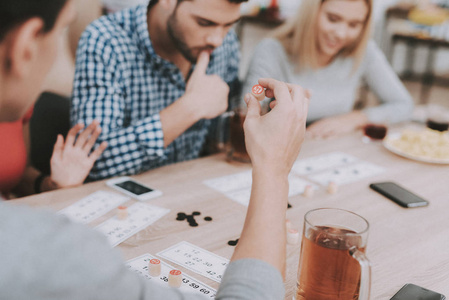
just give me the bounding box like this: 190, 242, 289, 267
288, 174, 319, 197
95, 202, 169, 247
225, 188, 252, 206
309, 162, 385, 186
58, 190, 129, 224
203, 171, 314, 206
126, 253, 216, 298
292, 152, 358, 175
157, 241, 229, 283
203, 171, 252, 193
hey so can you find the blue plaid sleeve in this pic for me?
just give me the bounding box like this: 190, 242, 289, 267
71, 27, 165, 181
223, 30, 240, 85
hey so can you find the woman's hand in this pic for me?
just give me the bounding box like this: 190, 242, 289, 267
50, 121, 107, 188
306, 111, 368, 139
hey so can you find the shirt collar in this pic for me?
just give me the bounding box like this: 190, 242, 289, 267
134, 4, 161, 64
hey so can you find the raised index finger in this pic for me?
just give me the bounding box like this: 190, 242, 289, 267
191, 52, 210, 78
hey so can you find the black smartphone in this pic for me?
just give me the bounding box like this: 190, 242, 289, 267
369, 181, 429, 208
390, 283, 446, 300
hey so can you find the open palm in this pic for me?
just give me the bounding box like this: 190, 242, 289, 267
50, 121, 107, 188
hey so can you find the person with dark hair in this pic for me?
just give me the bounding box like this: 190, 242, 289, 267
0, 0, 68, 41
0, 0, 107, 199
71, 0, 248, 181
0, 0, 310, 298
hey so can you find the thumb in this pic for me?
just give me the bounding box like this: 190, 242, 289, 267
244, 93, 261, 119
191, 51, 210, 79
305, 88, 312, 99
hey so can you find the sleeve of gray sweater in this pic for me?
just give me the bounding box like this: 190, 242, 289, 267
0, 203, 284, 300
361, 41, 414, 123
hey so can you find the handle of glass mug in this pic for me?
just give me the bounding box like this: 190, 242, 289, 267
350, 247, 372, 300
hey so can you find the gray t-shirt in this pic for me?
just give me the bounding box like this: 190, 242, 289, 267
243, 38, 414, 124
0, 203, 284, 300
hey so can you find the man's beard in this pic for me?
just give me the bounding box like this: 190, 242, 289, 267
167, 13, 213, 64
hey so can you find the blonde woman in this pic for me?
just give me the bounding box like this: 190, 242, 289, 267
243, 0, 414, 139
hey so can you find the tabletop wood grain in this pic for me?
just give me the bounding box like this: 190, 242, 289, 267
14, 129, 449, 299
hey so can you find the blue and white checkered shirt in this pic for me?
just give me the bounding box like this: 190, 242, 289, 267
71, 5, 240, 180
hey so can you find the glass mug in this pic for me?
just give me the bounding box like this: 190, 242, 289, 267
295, 208, 371, 300
362, 123, 388, 143
426, 104, 449, 132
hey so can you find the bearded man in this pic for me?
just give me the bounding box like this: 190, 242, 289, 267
71, 0, 246, 180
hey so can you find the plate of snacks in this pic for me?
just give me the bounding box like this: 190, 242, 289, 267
383, 128, 449, 164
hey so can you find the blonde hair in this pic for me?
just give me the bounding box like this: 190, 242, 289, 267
273, 0, 372, 71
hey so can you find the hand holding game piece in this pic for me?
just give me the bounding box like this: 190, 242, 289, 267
168, 270, 182, 288
251, 84, 265, 101
148, 259, 161, 277
243, 78, 309, 176
231, 78, 309, 276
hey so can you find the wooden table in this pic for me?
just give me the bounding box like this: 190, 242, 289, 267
14, 129, 449, 299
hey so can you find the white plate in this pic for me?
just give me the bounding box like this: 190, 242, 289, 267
383, 132, 449, 165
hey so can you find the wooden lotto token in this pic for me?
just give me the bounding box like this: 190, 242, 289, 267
327, 181, 338, 194
116, 206, 128, 220
286, 219, 293, 230
287, 228, 300, 245
168, 269, 182, 288
148, 259, 161, 277
303, 184, 314, 198
251, 84, 265, 101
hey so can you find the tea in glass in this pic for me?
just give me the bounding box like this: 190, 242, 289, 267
295, 208, 371, 300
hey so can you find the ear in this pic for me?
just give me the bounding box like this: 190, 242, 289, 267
7, 18, 45, 78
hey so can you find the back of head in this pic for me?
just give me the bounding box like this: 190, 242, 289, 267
0, 0, 68, 42
0, 0, 69, 123
273, 0, 372, 71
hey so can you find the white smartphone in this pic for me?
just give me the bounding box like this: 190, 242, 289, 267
106, 176, 162, 201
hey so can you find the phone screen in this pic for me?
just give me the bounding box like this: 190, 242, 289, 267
390, 284, 445, 300
370, 182, 429, 207
115, 180, 153, 195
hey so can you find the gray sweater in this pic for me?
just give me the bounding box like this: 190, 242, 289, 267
0, 203, 284, 300
243, 38, 414, 123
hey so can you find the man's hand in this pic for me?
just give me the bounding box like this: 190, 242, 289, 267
182, 52, 229, 120
50, 121, 108, 188
306, 111, 368, 139
243, 78, 309, 177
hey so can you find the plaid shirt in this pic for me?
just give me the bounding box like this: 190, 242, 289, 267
72, 5, 240, 180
